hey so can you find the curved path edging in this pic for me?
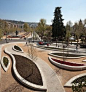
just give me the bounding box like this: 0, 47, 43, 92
4, 47, 47, 91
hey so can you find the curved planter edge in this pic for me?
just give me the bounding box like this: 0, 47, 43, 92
1, 56, 10, 72
64, 73, 86, 87
4, 48, 47, 91
48, 53, 85, 59
12, 45, 24, 53
48, 56, 86, 71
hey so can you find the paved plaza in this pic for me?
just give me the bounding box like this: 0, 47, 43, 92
0, 32, 86, 92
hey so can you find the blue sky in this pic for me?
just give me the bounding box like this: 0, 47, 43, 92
0, 0, 86, 25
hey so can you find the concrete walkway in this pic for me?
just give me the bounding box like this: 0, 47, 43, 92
36, 57, 65, 92
5, 45, 65, 92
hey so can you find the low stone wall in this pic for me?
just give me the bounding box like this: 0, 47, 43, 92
1, 56, 10, 72
4, 48, 47, 91
48, 56, 86, 71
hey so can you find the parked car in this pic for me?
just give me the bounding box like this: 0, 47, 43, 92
38, 41, 49, 46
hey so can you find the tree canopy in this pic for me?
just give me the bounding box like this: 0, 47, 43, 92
36, 19, 46, 39
23, 23, 30, 32
52, 7, 65, 41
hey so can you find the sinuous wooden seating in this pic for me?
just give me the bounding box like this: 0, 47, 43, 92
48, 56, 86, 71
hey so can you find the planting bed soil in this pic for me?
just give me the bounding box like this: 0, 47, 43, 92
13, 54, 43, 86
52, 53, 84, 57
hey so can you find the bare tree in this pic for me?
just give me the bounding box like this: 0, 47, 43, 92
28, 44, 37, 61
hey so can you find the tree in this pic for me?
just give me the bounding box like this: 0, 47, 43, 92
43, 25, 52, 42
4, 21, 9, 43
78, 19, 84, 32
52, 7, 65, 42
67, 21, 73, 27
0, 29, 2, 40
65, 24, 71, 46
36, 19, 46, 40
73, 22, 80, 45
66, 21, 74, 35
84, 19, 86, 25
82, 19, 86, 43
0, 19, 4, 39
28, 44, 37, 61
74, 20, 84, 45
23, 23, 30, 32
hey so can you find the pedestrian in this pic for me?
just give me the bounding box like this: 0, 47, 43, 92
26, 41, 27, 45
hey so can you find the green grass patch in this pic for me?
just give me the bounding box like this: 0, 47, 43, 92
3, 57, 9, 67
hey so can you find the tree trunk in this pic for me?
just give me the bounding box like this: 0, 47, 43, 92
56, 37, 57, 47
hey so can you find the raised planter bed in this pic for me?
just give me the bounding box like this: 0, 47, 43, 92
13, 54, 43, 86
72, 75, 86, 83
49, 52, 85, 59
80, 44, 86, 48
4, 48, 46, 91
64, 73, 86, 87
12, 45, 24, 53
1, 56, 10, 72
82, 59, 86, 62
48, 56, 86, 71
